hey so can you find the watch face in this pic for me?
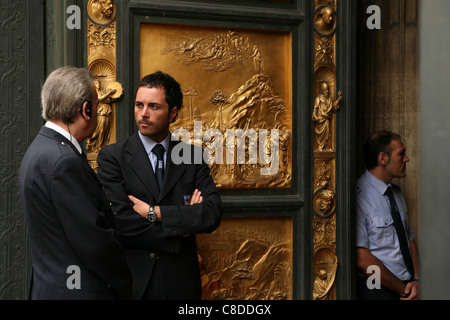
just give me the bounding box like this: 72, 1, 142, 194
147, 208, 157, 222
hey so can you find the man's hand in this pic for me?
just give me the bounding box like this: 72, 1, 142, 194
401, 281, 420, 300
189, 189, 203, 205
128, 195, 150, 219
128, 189, 204, 220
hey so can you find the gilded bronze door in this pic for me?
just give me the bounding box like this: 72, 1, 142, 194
84, 0, 355, 300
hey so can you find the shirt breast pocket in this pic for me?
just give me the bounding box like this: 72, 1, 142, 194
373, 215, 395, 241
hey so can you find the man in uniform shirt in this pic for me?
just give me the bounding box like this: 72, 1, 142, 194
356, 131, 420, 300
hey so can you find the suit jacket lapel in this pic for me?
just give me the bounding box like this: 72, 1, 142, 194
158, 139, 186, 202
126, 133, 160, 202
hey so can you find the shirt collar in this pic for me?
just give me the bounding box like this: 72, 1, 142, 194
363, 170, 391, 196
45, 121, 82, 154
138, 131, 170, 155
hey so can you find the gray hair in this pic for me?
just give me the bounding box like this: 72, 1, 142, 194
41, 66, 95, 123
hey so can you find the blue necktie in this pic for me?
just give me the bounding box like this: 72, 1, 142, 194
385, 186, 415, 279
152, 144, 165, 191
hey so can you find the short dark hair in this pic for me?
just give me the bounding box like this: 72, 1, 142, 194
138, 71, 183, 121
363, 131, 401, 170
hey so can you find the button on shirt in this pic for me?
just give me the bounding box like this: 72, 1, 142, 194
356, 170, 415, 281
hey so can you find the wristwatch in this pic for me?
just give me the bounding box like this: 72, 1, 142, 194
147, 206, 157, 223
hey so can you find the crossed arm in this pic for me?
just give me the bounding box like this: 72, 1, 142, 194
97, 144, 221, 244
128, 189, 203, 221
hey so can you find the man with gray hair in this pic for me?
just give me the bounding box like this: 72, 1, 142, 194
18, 66, 133, 299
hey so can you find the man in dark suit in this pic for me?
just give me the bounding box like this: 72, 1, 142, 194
97, 71, 222, 299
18, 66, 133, 300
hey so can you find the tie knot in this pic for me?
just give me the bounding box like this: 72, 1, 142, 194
385, 186, 394, 197
152, 144, 165, 159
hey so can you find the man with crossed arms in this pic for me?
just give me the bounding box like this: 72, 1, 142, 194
97, 71, 222, 300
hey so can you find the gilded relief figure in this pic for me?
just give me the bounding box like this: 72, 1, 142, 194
312, 81, 342, 151
86, 79, 119, 153
208, 89, 227, 130
313, 269, 330, 299
312, 248, 338, 300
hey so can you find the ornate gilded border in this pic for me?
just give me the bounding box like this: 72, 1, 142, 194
86, 0, 122, 171
312, 0, 341, 300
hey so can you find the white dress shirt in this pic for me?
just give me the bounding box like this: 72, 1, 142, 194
138, 131, 170, 172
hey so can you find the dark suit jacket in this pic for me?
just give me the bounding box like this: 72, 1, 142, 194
97, 132, 222, 299
18, 126, 133, 300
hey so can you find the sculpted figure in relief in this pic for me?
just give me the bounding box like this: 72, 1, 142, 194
312, 81, 342, 151
86, 79, 117, 153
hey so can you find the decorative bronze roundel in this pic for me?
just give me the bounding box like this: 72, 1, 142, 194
87, 0, 117, 25
313, 5, 337, 37
313, 188, 336, 218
